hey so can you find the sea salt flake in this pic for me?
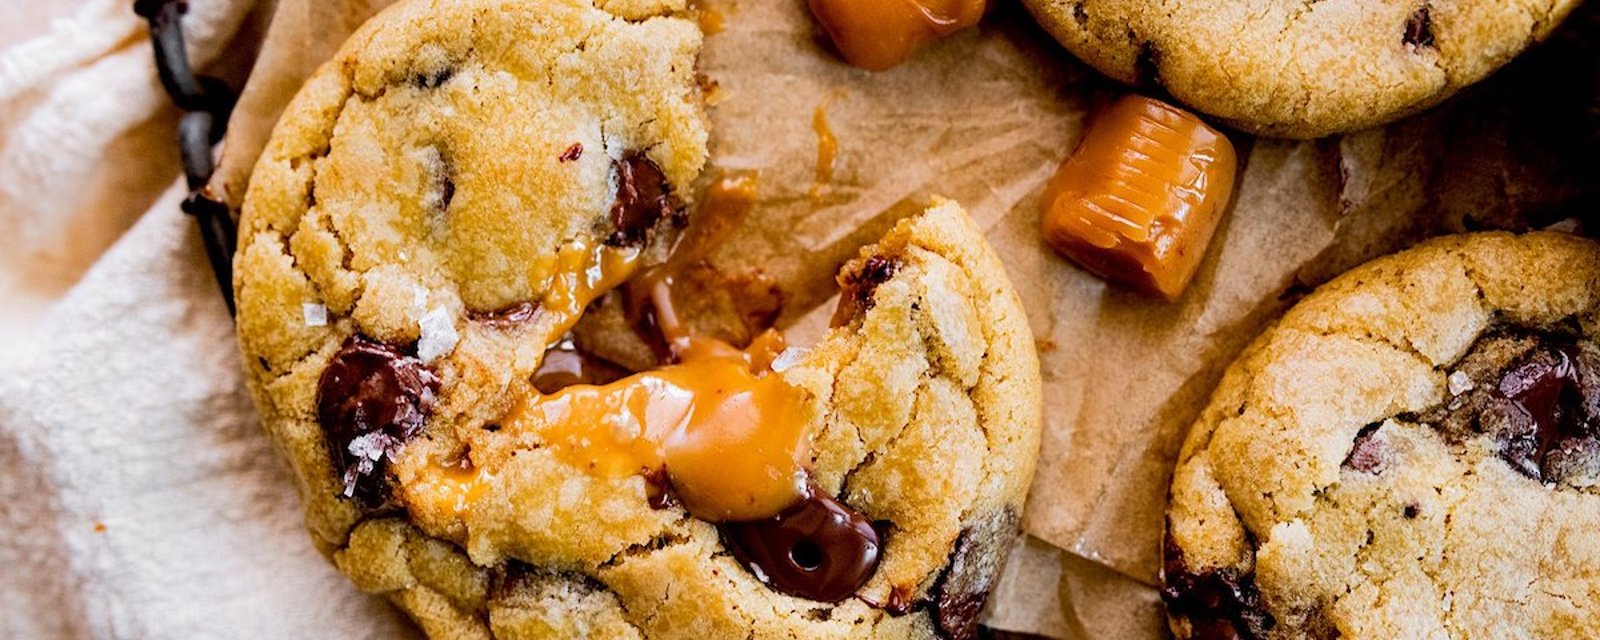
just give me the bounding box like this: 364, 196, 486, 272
348, 432, 387, 462
302, 303, 328, 327
409, 285, 430, 320
1448, 371, 1475, 396
770, 347, 809, 373
417, 307, 459, 363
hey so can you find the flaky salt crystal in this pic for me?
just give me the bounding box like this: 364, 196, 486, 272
409, 286, 430, 321
302, 303, 328, 327
770, 347, 808, 373
347, 432, 386, 461
417, 307, 459, 363
1448, 371, 1474, 396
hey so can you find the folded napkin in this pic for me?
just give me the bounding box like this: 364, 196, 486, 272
0, 1, 416, 637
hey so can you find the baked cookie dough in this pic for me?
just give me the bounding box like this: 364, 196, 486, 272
1020, 0, 1584, 137
1162, 231, 1600, 638
233, 0, 1042, 636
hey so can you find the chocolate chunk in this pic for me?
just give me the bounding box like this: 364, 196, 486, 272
721, 485, 882, 603
1404, 6, 1435, 49
930, 509, 1017, 640
1423, 329, 1599, 485
884, 584, 916, 616
1494, 344, 1592, 481
1161, 533, 1275, 640
608, 152, 677, 246
640, 467, 680, 510
1343, 423, 1390, 474
316, 335, 441, 507
532, 339, 631, 394
473, 301, 539, 329
411, 67, 455, 89
831, 256, 901, 326
559, 143, 584, 163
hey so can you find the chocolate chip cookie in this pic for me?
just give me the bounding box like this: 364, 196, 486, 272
233, 0, 1042, 635
1020, 0, 1583, 137
1162, 231, 1600, 639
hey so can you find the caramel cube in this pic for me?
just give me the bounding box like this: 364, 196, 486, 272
806, 0, 988, 71
1040, 95, 1237, 300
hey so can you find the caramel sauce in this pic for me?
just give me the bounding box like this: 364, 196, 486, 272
410, 452, 496, 517
806, 0, 988, 71
697, 3, 726, 35
1040, 95, 1236, 300
812, 104, 838, 198
414, 175, 810, 524
629, 171, 760, 359
502, 327, 807, 522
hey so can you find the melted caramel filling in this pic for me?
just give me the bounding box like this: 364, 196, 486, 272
1040, 95, 1236, 300
807, 0, 988, 71
812, 104, 838, 198
415, 177, 810, 523
505, 328, 804, 522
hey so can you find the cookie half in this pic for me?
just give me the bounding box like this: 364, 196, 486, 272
1020, 0, 1583, 137
233, 0, 1042, 636
1163, 232, 1600, 638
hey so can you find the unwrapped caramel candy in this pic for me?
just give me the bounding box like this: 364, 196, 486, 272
1040, 95, 1237, 299
806, 0, 988, 71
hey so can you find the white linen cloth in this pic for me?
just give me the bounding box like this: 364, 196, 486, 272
0, 1, 416, 637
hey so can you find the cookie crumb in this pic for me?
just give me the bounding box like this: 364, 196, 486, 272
1447, 370, 1474, 395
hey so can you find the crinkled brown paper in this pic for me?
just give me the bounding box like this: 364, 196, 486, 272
212, 0, 1600, 637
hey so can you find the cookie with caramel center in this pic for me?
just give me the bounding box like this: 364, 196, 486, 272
233, 1, 1041, 636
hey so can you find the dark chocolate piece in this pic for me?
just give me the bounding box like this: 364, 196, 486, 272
559, 143, 584, 163
1342, 422, 1390, 475
1161, 533, 1275, 640
721, 485, 882, 603
608, 152, 677, 246
931, 508, 1017, 640
1404, 6, 1435, 49
831, 256, 901, 326
473, 301, 539, 328
1422, 329, 1599, 486
316, 335, 441, 507
531, 340, 631, 394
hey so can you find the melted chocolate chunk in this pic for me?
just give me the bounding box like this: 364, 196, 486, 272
1161, 533, 1275, 640
316, 335, 441, 507
1404, 6, 1435, 49
721, 485, 882, 603
831, 256, 901, 326
531, 339, 631, 394
1343, 422, 1391, 474
931, 509, 1017, 640
559, 143, 584, 163
608, 152, 677, 246
1422, 328, 1600, 486
473, 301, 539, 328
642, 468, 680, 511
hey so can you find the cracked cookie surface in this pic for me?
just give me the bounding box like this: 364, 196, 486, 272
233, 0, 1041, 634
1020, 0, 1583, 137
1163, 232, 1600, 639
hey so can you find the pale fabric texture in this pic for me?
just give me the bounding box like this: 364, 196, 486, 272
0, 0, 415, 637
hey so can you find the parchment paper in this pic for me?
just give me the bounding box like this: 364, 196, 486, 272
212, 0, 1600, 638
